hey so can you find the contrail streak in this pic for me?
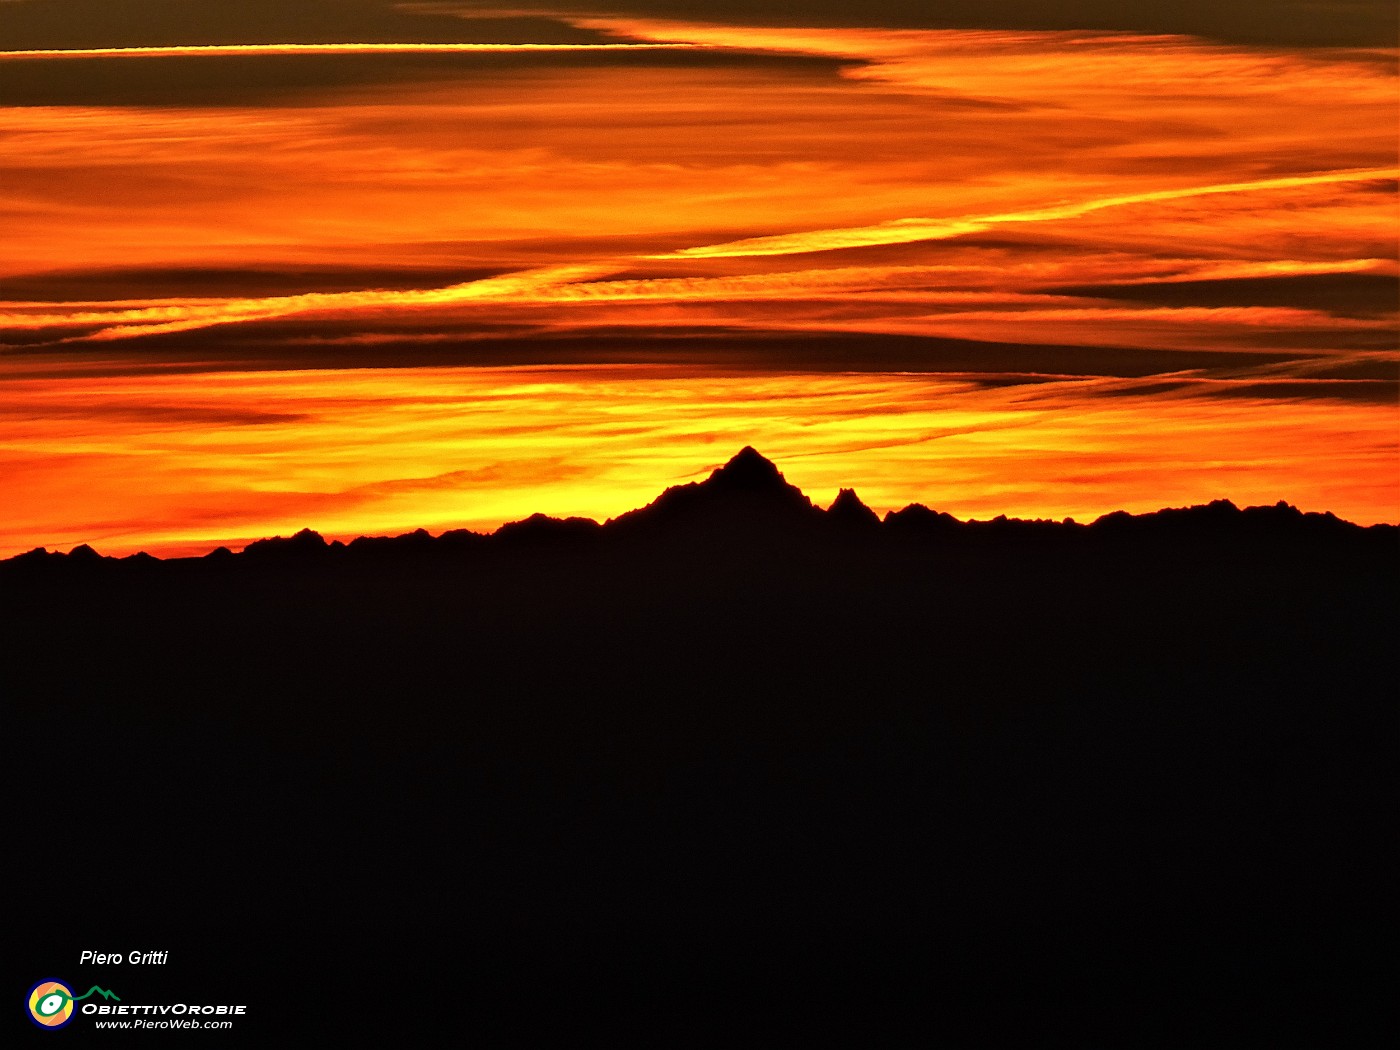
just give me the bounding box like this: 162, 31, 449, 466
659, 168, 1400, 259
0, 42, 712, 60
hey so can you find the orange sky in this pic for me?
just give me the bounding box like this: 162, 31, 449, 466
1, 4, 1395, 555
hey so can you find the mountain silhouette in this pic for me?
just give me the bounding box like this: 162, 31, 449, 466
606, 446, 820, 539
707, 444, 791, 490
5, 447, 1391, 569
4, 448, 1393, 1046
826, 487, 881, 529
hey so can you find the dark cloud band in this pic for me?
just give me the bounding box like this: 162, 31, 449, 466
4, 0, 1392, 53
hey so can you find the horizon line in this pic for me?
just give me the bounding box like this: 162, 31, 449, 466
7, 461, 1389, 565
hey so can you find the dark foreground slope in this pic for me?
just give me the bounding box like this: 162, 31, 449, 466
5, 451, 1395, 1046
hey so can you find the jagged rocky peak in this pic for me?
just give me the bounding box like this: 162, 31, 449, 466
704, 446, 790, 492
827, 487, 881, 527
605, 447, 816, 532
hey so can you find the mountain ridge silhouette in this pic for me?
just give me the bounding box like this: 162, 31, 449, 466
6, 447, 1392, 1045
5, 447, 1392, 566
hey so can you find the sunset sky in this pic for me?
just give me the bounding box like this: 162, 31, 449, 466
2, 0, 1396, 556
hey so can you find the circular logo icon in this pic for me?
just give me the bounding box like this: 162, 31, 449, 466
28, 980, 76, 1029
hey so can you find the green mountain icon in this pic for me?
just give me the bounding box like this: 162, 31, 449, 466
73, 986, 121, 1002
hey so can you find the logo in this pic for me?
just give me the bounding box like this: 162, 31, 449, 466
27, 981, 119, 1030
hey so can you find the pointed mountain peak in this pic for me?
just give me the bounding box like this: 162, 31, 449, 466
705, 447, 787, 492
827, 487, 881, 527
606, 447, 815, 532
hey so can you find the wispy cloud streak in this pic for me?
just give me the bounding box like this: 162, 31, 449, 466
660, 169, 1400, 259
2, 15, 1395, 551
0, 42, 711, 60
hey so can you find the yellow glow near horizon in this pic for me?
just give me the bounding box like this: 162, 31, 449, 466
2, 364, 1395, 559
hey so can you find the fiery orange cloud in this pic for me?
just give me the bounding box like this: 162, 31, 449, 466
6, 268, 1389, 354
0, 264, 612, 341
1, 18, 1395, 550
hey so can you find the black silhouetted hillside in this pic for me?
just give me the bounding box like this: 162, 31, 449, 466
4, 450, 1395, 1046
